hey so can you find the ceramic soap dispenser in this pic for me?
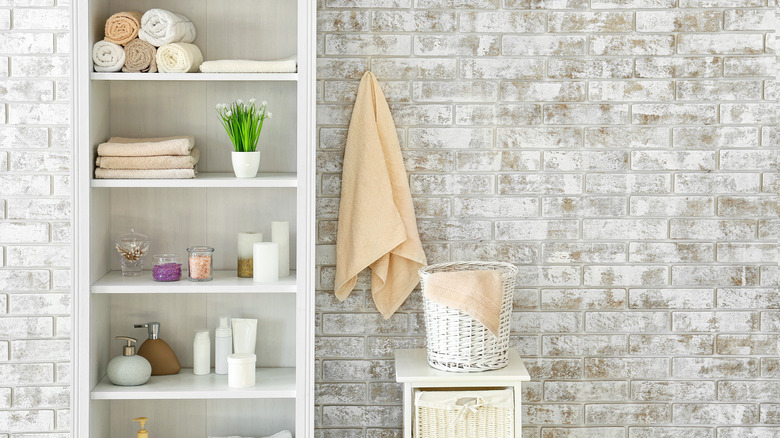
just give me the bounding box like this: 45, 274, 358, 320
134, 322, 181, 376
107, 336, 151, 386
132, 417, 149, 438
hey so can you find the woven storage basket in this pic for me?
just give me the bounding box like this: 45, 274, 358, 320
419, 261, 518, 372
415, 389, 514, 438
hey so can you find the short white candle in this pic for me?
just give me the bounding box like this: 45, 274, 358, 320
253, 242, 279, 283
271, 221, 290, 278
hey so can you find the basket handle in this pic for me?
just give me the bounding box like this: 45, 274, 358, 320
452, 396, 487, 427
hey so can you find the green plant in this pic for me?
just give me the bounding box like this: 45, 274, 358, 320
215, 98, 271, 152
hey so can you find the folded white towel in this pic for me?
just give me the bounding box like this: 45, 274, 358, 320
92, 41, 126, 72
138, 8, 196, 47
157, 43, 203, 73
199, 57, 297, 73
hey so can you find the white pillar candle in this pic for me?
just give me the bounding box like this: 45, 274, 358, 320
237, 232, 263, 278
253, 242, 279, 283
271, 221, 290, 278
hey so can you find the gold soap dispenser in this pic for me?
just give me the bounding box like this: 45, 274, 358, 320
133, 322, 181, 376
132, 417, 149, 438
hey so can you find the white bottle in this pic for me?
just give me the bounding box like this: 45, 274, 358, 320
214, 316, 232, 375
193, 329, 210, 375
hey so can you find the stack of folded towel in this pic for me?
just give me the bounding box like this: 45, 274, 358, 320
92, 8, 202, 74
95, 136, 199, 179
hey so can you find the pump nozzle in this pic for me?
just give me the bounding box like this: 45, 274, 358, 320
116, 336, 138, 356
132, 416, 149, 438
133, 322, 160, 340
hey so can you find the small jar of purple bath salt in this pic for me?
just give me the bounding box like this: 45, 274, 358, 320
152, 254, 182, 282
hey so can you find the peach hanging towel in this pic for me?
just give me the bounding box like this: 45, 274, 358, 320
335, 71, 427, 319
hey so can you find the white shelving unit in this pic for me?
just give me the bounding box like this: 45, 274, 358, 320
74, 0, 315, 436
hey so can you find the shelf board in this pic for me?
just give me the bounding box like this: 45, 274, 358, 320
91, 270, 297, 294
91, 72, 298, 82
90, 172, 297, 188
91, 367, 296, 400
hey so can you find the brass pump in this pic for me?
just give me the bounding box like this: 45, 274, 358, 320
132, 417, 149, 438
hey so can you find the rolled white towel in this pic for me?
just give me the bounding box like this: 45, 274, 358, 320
92, 40, 126, 72
156, 43, 203, 73
199, 57, 297, 73
138, 8, 196, 47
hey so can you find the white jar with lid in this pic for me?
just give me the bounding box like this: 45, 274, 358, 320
227, 353, 256, 388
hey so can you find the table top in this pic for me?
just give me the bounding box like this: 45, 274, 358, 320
395, 349, 530, 384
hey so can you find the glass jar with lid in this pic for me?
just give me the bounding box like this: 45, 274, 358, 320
187, 246, 214, 281
152, 254, 182, 282
114, 228, 150, 277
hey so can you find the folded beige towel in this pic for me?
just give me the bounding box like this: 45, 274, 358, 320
424, 270, 503, 337
97, 148, 199, 169
122, 38, 157, 73
335, 71, 427, 319
157, 43, 203, 73
199, 57, 297, 73
104, 11, 143, 45
95, 168, 196, 179
97, 136, 195, 157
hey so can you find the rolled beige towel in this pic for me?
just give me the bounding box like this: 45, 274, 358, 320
156, 43, 203, 73
97, 136, 195, 157
104, 11, 143, 46
122, 39, 157, 73
92, 40, 125, 72
97, 148, 199, 169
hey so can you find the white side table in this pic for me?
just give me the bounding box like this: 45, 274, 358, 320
394, 348, 531, 438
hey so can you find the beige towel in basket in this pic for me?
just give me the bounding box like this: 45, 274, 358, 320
334, 71, 427, 319
424, 270, 503, 337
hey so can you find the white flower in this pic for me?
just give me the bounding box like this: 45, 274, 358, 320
226, 110, 232, 117
267, 112, 272, 119
249, 98, 256, 104
236, 99, 243, 105
262, 100, 268, 106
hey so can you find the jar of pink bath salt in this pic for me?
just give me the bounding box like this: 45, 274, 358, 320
187, 246, 214, 281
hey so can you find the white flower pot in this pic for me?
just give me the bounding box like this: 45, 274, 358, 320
231, 151, 261, 178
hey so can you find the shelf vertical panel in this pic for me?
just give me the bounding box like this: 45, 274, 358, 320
296, 0, 317, 436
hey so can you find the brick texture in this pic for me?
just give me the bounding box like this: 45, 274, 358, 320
316, 2, 778, 438
0, 1, 71, 436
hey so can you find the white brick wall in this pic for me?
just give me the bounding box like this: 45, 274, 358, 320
0, 1, 71, 435
316, 2, 778, 437
0, 0, 776, 436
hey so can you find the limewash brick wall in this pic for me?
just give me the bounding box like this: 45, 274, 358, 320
316, 1, 778, 438
0, 0, 72, 436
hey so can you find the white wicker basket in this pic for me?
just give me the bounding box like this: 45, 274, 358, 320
415, 389, 514, 438
419, 261, 518, 372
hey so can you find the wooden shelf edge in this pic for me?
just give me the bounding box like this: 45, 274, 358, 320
90, 172, 298, 188
91, 367, 297, 400
90, 72, 299, 82
91, 270, 298, 294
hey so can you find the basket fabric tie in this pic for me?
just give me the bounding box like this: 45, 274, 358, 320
453, 397, 487, 427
